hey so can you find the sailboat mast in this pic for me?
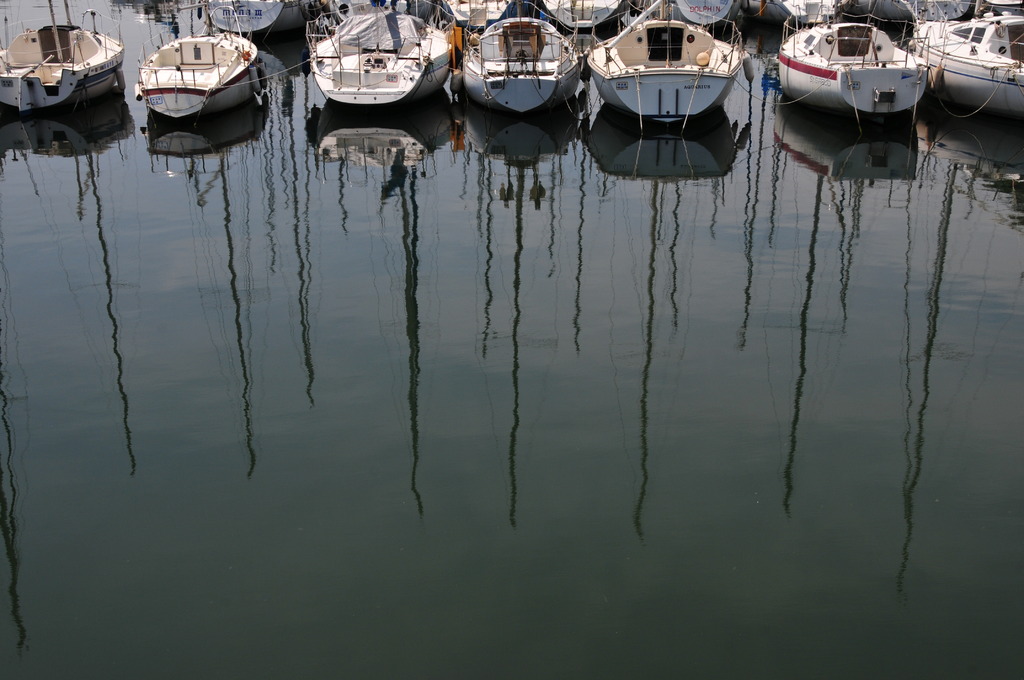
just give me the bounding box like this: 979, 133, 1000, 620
48, 1, 67, 62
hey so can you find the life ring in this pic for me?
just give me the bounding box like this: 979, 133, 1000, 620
242, 50, 252, 62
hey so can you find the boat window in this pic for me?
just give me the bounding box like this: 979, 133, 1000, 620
950, 26, 984, 44
38, 26, 74, 62
500, 23, 544, 60
180, 40, 215, 65
803, 34, 815, 50
835, 25, 872, 58
647, 26, 684, 62
1009, 24, 1024, 61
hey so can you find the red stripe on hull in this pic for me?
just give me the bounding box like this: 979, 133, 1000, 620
779, 53, 838, 81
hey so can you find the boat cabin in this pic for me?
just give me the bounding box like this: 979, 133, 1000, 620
611, 22, 716, 67
479, 21, 563, 63
500, 22, 545, 60
147, 39, 240, 70
3, 25, 96, 66
811, 24, 896, 62
946, 20, 1024, 60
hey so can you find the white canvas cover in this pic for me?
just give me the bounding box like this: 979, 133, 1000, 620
332, 12, 426, 50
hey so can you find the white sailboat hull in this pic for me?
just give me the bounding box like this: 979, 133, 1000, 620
310, 50, 450, 106
840, 0, 974, 21
545, 0, 631, 31
740, 0, 835, 24
590, 67, 735, 122
779, 59, 926, 115
923, 62, 1024, 120
463, 70, 580, 113
209, 0, 313, 34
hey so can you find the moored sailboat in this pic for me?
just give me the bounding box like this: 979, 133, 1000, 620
587, 0, 749, 123
0, 4, 125, 116
306, 2, 452, 106
778, 22, 927, 119
460, 2, 582, 114
913, 14, 1024, 120
136, 2, 267, 119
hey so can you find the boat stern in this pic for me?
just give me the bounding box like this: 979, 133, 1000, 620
842, 65, 927, 116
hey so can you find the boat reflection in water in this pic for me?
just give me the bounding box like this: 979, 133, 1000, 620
142, 100, 268, 158
316, 94, 452, 516
144, 98, 274, 475
587, 104, 742, 179
774, 101, 918, 180
583, 102, 744, 536
458, 100, 582, 527
0, 93, 139, 651
314, 92, 453, 170
0, 96, 133, 158
460, 98, 581, 163
916, 98, 1024, 180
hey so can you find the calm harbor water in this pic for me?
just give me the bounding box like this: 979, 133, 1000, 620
1, 2, 1022, 677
